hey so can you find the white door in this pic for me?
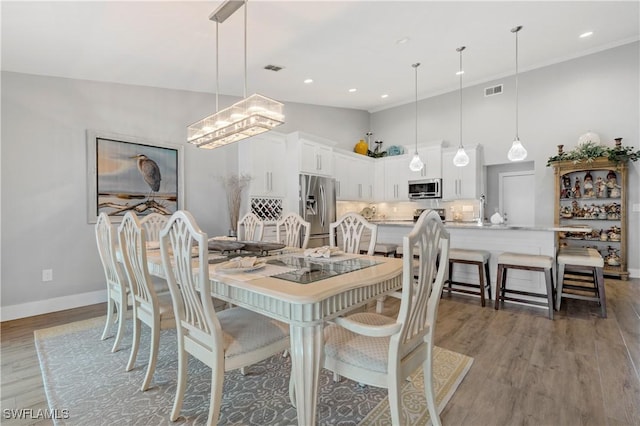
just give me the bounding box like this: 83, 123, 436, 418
499, 171, 535, 226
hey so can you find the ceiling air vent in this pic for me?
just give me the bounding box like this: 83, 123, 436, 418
484, 84, 503, 97
264, 65, 284, 72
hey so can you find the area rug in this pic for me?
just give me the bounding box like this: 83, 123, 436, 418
35, 316, 473, 425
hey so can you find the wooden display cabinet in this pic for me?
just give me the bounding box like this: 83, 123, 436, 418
552, 157, 628, 280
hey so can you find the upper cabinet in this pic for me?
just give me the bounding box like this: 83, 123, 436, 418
287, 132, 335, 177
238, 133, 288, 198
333, 150, 375, 201
442, 145, 483, 200
409, 144, 443, 179
383, 156, 412, 201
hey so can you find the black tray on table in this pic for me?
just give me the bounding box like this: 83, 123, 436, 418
207, 240, 245, 253
239, 241, 286, 255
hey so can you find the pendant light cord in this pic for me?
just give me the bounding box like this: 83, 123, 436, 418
243, 0, 248, 98
458, 46, 465, 149
512, 26, 522, 140
413, 62, 420, 154
215, 22, 219, 111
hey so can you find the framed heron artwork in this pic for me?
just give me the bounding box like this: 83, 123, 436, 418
86, 130, 184, 223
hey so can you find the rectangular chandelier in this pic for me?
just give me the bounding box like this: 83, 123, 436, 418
187, 93, 285, 149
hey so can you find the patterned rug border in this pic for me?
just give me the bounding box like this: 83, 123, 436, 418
35, 316, 473, 425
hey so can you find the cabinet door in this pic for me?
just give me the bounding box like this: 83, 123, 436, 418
410, 145, 442, 179
300, 140, 332, 176
333, 152, 352, 200
384, 156, 411, 201
353, 156, 374, 201
442, 146, 480, 199
248, 137, 287, 197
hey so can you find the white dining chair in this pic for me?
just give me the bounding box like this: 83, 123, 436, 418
140, 212, 168, 243
321, 210, 450, 426
118, 211, 176, 391
276, 212, 311, 249
330, 212, 377, 255
160, 210, 290, 425
95, 212, 128, 353
237, 212, 264, 241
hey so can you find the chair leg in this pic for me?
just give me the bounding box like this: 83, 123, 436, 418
126, 316, 140, 372
111, 292, 127, 353
555, 263, 565, 311
447, 261, 454, 295
206, 355, 225, 426
595, 267, 607, 318
101, 293, 114, 341
477, 262, 486, 307
170, 334, 188, 422
376, 296, 386, 314
388, 370, 403, 426
141, 320, 160, 391
544, 268, 554, 320
495, 265, 505, 310
484, 261, 492, 300
423, 344, 441, 426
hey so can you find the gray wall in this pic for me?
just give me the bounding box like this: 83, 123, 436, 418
372, 42, 639, 275
0, 71, 369, 316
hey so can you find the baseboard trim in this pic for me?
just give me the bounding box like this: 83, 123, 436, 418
628, 268, 639, 279
1, 290, 107, 322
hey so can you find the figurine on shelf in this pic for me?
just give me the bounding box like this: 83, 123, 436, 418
573, 176, 581, 198
606, 246, 621, 266
560, 205, 573, 218
583, 172, 594, 198
608, 226, 621, 241
599, 228, 608, 241
606, 169, 621, 197
571, 200, 581, 216
595, 176, 607, 198
561, 175, 572, 198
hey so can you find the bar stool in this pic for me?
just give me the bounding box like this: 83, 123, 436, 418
556, 247, 606, 318
495, 252, 555, 320
445, 249, 491, 307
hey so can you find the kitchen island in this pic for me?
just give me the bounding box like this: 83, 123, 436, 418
373, 220, 587, 306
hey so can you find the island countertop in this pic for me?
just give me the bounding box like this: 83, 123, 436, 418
370, 219, 590, 233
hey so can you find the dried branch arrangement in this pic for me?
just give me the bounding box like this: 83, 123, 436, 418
220, 174, 252, 232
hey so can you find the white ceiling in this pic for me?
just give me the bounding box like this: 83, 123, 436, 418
2, 1, 639, 113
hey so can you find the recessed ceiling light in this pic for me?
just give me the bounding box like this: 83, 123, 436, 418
579, 31, 593, 38
304, 78, 313, 84
348, 88, 357, 93
381, 94, 389, 99
456, 70, 465, 76
396, 37, 410, 45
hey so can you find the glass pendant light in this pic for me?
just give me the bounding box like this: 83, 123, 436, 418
507, 25, 527, 162
409, 62, 424, 172
452, 46, 470, 167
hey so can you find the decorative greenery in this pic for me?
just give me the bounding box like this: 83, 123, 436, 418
220, 173, 252, 232
547, 141, 640, 166
367, 140, 387, 158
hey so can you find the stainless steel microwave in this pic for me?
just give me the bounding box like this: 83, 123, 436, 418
408, 178, 442, 199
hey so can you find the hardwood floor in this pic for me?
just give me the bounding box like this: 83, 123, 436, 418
2, 277, 639, 425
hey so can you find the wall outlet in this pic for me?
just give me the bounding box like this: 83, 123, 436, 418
42, 269, 53, 282
633, 203, 640, 213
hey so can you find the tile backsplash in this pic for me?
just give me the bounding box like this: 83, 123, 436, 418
337, 198, 481, 222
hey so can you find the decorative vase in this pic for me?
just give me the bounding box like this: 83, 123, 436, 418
354, 139, 368, 155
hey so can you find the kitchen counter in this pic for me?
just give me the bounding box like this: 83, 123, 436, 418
371, 219, 590, 233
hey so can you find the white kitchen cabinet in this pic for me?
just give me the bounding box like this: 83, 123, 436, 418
239, 134, 287, 197
442, 145, 483, 200
410, 144, 442, 179
383, 156, 412, 201
300, 139, 333, 176
334, 151, 374, 201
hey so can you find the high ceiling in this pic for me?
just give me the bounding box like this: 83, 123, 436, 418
2, 1, 639, 112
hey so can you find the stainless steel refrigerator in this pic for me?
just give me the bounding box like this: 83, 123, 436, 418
299, 174, 336, 248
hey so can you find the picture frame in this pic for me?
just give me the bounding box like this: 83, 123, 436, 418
86, 130, 185, 223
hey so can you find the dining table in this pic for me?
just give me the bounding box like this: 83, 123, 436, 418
144, 246, 404, 425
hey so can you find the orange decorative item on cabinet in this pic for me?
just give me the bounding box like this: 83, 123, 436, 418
354, 139, 368, 155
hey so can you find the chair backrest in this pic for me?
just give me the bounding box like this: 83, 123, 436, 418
329, 212, 377, 255
140, 213, 168, 243
394, 209, 449, 356
160, 211, 222, 364
237, 212, 264, 241
95, 213, 125, 291
276, 212, 311, 249
118, 211, 158, 312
